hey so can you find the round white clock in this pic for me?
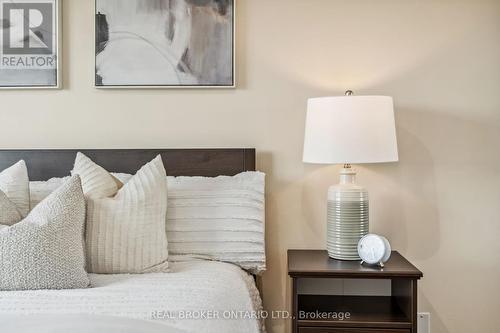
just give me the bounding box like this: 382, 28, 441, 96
357, 234, 392, 267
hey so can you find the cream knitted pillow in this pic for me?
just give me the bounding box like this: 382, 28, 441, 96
0, 160, 29, 220
0, 175, 89, 291
72, 153, 169, 274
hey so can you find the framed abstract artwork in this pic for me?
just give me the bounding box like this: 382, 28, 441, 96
95, 0, 235, 88
0, 0, 61, 89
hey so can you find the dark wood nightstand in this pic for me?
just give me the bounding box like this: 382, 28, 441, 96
288, 250, 423, 333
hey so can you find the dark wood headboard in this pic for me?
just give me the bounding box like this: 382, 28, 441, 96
0, 149, 256, 181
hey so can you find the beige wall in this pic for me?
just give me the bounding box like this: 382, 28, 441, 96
1, 0, 500, 332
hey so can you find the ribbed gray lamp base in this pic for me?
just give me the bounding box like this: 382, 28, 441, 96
326, 168, 369, 261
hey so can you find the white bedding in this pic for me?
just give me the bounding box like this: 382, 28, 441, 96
0, 314, 188, 333
0, 260, 265, 333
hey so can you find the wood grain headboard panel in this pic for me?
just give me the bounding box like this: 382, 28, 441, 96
0, 149, 256, 181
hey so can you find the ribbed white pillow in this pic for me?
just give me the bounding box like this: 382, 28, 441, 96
0, 175, 89, 291
0, 160, 29, 219
166, 172, 266, 274
72, 153, 169, 274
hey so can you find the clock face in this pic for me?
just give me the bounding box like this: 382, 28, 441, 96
357, 234, 386, 264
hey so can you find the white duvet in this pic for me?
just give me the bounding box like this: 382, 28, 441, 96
0, 260, 265, 333
0, 314, 188, 333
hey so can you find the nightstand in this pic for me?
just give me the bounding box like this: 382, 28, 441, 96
288, 250, 423, 333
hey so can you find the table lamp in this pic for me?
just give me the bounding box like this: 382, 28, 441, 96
303, 91, 399, 260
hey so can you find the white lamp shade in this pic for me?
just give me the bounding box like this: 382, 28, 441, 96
303, 95, 399, 164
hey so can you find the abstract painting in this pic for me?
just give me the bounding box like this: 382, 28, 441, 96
95, 0, 234, 88
0, 0, 60, 88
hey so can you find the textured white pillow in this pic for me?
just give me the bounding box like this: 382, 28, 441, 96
166, 172, 266, 274
72, 153, 169, 274
0, 160, 29, 218
30, 176, 69, 209
0, 175, 89, 291
0, 191, 22, 226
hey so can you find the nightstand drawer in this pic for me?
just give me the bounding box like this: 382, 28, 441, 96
299, 328, 410, 333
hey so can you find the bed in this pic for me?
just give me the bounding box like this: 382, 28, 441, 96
0, 149, 264, 333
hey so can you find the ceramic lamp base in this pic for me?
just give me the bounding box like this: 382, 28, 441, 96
326, 167, 369, 260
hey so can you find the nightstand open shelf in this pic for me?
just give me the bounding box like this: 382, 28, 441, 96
288, 250, 423, 333
298, 295, 411, 329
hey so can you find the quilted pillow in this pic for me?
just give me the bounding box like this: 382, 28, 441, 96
0, 175, 89, 291
72, 153, 169, 274
0, 160, 29, 221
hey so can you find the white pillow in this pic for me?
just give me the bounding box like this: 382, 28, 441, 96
0, 160, 29, 218
72, 153, 169, 274
165, 172, 266, 274
30, 176, 69, 209
104, 172, 266, 274
0, 191, 22, 226
0, 175, 89, 291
